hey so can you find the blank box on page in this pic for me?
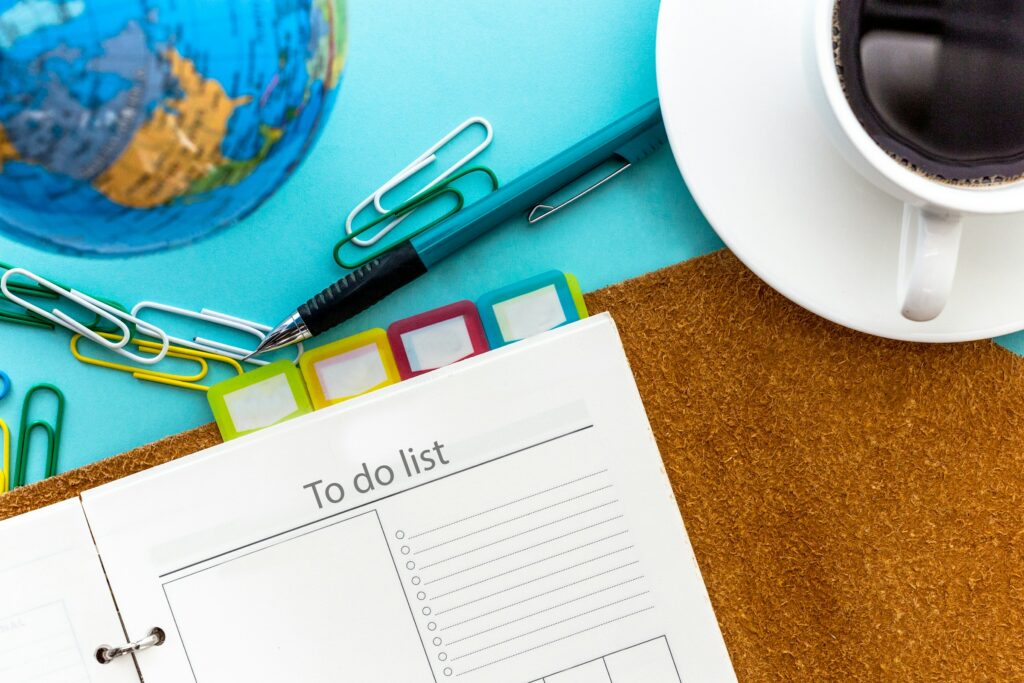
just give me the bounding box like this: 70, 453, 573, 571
546, 659, 611, 683
604, 638, 680, 683
161, 512, 432, 682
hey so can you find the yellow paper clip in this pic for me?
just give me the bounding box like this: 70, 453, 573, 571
71, 332, 243, 392
0, 419, 9, 494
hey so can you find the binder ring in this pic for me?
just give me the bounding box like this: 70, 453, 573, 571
96, 627, 165, 664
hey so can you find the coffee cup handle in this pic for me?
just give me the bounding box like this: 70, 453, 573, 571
898, 206, 963, 322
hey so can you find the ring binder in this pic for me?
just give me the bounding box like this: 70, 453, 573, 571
96, 627, 166, 664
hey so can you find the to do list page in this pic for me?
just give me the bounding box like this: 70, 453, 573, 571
82, 315, 736, 682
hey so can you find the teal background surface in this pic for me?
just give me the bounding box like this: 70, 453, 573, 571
2, 0, 1021, 483
0, 0, 724, 479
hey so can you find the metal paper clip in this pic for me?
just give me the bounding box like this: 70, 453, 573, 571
130, 302, 303, 366
0, 260, 57, 299
0, 261, 126, 333
0, 268, 170, 365
345, 117, 494, 248
334, 166, 499, 269
1, 261, 59, 330
71, 332, 243, 392
12, 383, 64, 489
0, 418, 10, 494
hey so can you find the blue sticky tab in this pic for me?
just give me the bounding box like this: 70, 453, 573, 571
476, 271, 580, 348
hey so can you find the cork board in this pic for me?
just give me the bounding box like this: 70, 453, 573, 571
2, 249, 1023, 680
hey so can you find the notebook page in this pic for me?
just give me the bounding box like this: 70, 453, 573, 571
83, 314, 735, 682
0, 499, 139, 683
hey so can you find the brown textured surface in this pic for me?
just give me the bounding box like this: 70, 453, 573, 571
3, 249, 1023, 680
586, 251, 1024, 681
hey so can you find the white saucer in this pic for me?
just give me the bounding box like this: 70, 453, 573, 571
656, 0, 1024, 342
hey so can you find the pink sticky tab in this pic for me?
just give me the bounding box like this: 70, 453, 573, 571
387, 301, 490, 379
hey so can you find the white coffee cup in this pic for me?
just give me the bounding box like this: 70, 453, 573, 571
809, 0, 1024, 322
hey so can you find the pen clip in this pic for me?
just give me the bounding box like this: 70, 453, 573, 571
527, 158, 632, 225
528, 112, 666, 225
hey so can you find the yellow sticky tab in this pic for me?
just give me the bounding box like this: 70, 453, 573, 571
0, 419, 9, 494
299, 328, 400, 409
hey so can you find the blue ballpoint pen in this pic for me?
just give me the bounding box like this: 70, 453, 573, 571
250, 98, 666, 356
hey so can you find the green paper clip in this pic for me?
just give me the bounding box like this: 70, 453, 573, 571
207, 360, 312, 441
12, 383, 65, 489
334, 166, 499, 270
0, 260, 58, 329
0, 260, 58, 299
0, 260, 130, 334
87, 296, 136, 337
0, 304, 54, 330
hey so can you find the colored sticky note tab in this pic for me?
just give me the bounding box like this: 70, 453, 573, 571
477, 271, 582, 347
207, 360, 313, 441
299, 328, 400, 409
565, 272, 590, 318
387, 301, 490, 379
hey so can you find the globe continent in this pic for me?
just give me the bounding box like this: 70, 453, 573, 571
0, 0, 346, 255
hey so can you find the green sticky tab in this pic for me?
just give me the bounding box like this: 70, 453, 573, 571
207, 360, 313, 441
565, 272, 589, 319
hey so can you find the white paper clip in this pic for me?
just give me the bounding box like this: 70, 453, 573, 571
131, 302, 303, 366
346, 117, 493, 248
1, 268, 170, 365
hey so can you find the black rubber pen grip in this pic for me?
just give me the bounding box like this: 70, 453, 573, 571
299, 242, 427, 336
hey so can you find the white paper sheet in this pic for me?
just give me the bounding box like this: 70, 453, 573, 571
82, 315, 735, 682
0, 499, 139, 683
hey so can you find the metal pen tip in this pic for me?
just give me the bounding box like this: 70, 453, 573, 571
249, 312, 312, 359
240, 345, 263, 362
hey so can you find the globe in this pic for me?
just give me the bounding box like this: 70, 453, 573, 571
0, 0, 347, 255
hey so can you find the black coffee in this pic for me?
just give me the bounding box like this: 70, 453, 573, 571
836, 0, 1024, 183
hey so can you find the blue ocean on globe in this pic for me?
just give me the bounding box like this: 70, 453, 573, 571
0, 0, 346, 255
